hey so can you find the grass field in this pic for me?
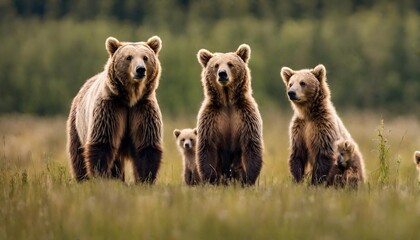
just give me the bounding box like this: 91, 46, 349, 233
1, 112, 420, 239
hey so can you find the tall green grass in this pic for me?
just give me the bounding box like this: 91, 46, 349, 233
376, 119, 390, 186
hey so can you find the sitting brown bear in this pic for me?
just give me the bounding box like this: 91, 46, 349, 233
327, 139, 366, 188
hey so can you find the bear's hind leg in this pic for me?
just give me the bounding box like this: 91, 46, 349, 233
184, 168, 193, 185
192, 168, 201, 185
132, 146, 162, 183
110, 158, 125, 182
197, 145, 219, 184
67, 110, 88, 181
241, 147, 263, 186
312, 155, 334, 185
84, 101, 127, 178
289, 119, 308, 183
344, 169, 360, 188
84, 143, 115, 177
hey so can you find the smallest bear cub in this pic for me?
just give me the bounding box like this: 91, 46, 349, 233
414, 151, 420, 183
327, 139, 366, 188
174, 128, 200, 185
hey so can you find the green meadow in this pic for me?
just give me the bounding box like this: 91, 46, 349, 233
1, 113, 419, 239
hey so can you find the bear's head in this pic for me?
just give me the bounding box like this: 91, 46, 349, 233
414, 151, 420, 168
174, 128, 197, 152
280, 64, 329, 107
335, 139, 355, 169
105, 36, 162, 104
197, 44, 251, 100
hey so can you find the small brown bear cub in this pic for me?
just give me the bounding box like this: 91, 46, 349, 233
174, 128, 200, 185
67, 36, 163, 183
326, 139, 366, 188
414, 151, 420, 182
196, 44, 263, 185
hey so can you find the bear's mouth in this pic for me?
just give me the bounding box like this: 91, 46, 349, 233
289, 96, 302, 103
133, 73, 146, 81
218, 79, 229, 86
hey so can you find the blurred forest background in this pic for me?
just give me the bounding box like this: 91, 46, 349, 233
0, 0, 418, 116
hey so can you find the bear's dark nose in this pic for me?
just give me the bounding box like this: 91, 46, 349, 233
287, 91, 297, 100
184, 143, 191, 149
135, 66, 146, 78
337, 156, 343, 166
218, 69, 229, 82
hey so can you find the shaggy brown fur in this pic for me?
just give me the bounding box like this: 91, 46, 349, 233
281, 64, 363, 185
326, 139, 366, 188
174, 128, 200, 185
67, 36, 163, 183
196, 44, 263, 185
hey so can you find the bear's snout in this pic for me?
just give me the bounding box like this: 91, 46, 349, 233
287, 91, 298, 100
184, 142, 191, 149
218, 69, 229, 83
135, 66, 146, 79
337, 155, 347, 169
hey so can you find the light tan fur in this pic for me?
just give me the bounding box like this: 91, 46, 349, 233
174, 128, 200, 185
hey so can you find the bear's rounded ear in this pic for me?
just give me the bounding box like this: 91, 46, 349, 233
414, 151, 420, 164
197, 49, 213, 67
236, 44, 251, 63
280, 67, 294, 85
147, 36, 162, 54
106, 37, 122, 56
344, 140, 354, 153
193, 128, 197, 135
311, 64, 327, 82
173, 129, 181, 138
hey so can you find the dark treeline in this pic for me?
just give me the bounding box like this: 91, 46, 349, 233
0, 0, 419, 116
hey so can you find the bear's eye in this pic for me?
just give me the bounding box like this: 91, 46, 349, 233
126, 55, 132, 61
289, 83, 293, 88
228, 62, 233, 68
299, 81, 306, 87
143, 56, 148, 62
181, 138, 185, 142
215, 64, 219, 69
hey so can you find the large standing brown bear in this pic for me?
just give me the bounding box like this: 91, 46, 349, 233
196, 44, 263, 185
67, 36, 163, 183
281, 64, 363, 185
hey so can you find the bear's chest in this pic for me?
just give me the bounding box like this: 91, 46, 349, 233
215, 108, 242, 150
303, 121, 320, 164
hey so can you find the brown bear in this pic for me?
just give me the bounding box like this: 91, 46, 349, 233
196, 44, 263, 185
281, 64, 363, 185
67, 36, 163, 183
174, 128, 200, 185
414, 151, 420, 182
326, 139, 366, 188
